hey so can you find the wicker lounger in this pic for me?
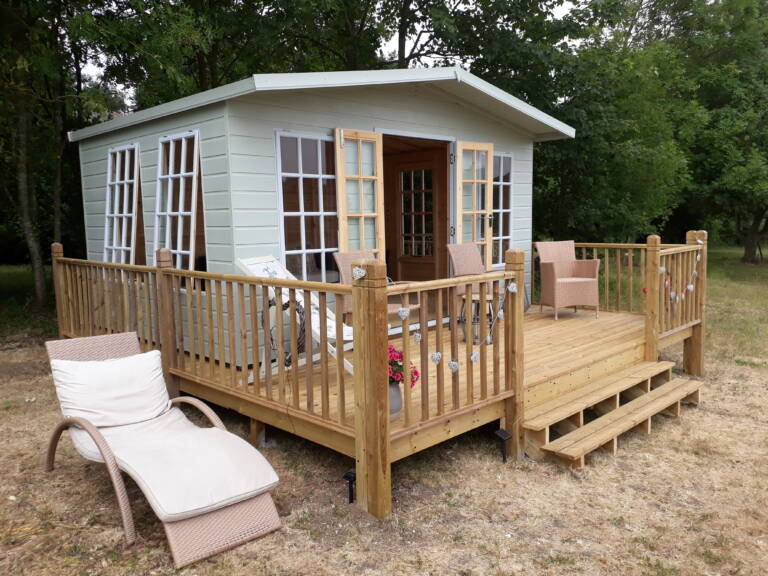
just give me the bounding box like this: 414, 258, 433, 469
45, 332, 282, 568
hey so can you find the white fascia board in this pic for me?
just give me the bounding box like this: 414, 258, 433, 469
454, 69, 575, 140
68, 77, 257, 142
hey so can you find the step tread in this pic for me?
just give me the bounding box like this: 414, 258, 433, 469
524, 361, 675, 430
543, 377, 700, 459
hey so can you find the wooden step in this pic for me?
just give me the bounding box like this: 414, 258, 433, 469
543, 377, 701, 462
524, 361, 675, 431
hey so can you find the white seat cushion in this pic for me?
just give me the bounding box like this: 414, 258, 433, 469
50, 350, 171, 427
69, 408, 279, 522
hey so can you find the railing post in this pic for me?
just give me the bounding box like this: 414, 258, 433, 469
504, 250, 526, 460
644, 235, 661, 361
351, 259, 391, 518
684, 230, 707, 376
155, 248, 179, 398
51, 243, 65, 338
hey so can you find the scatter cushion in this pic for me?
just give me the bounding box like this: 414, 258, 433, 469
50, 350, 171, 427
69, 408, 280, 521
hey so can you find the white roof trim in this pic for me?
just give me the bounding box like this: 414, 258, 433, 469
69, 67, 575, 143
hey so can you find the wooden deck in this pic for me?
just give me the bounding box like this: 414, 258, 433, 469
175, 309, 645, 456
52, 233, 708, 517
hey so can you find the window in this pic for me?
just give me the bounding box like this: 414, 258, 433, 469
400, 168, 434, 257
278, 133, 339, 282
491, 153, 514, 266
104, 144, 145, 264
153, 130, 206, 270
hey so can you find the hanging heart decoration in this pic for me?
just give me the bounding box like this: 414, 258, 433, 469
448, 361, 460, 373
431, 352, 442, 364
397, 307, 411, 320
687, 283, 694, 292
659, 266, 667, 274
496, 309, 505, 320
670, 290, 676, 300
507, 282, 518, 293
470, 351, 480, 363
351, 266, 367, 281
413, 332, 422, 344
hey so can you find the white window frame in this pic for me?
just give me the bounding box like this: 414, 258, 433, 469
103, 143, 142, 264
492, 153, 514, 268
153, 130, 201, 269
276, 130, 339, 282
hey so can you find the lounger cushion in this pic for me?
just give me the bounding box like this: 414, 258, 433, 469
50, 350, 171, 427
69, 408, 279, 522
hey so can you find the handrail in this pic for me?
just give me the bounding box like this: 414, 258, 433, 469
659, 245, 701, 256
386, 270, 516, 295
163, 266, 353, 295
57, 257, 158, 273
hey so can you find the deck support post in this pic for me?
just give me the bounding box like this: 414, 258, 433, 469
51, 243, 65, 338
684, 231, 707, 377
155, 248, 179, 398
351, 259, 391, 518
505, 250, 526, 460
644, 235, 661, 362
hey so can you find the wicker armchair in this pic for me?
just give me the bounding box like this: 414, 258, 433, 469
535, 240, 600, 320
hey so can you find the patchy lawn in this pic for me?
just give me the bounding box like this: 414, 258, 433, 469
1, 248, 766, 575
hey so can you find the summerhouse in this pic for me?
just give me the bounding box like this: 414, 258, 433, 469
59, 67, 707, 518
69, 67, 575, 293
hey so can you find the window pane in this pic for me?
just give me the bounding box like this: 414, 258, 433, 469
344, 141, 358, 176
282, 178, 300, 212
462, 182, 473, 210
172, 139, 183, 175
413, 191, 423, 213
305, 216, 321, 250
413, 170, 423, 191
304, 179, 320, 212
325, 255, 339, 283
362, 180, 375, 213
281, 136, 299, 173
425, 169, 432, 189
493, 184, 501, 211
301, 139, 319, 174
425, 192, 433, 213
364, 217, 376, 248
493, 156, 501, 182
503, 156, 512, 182
402, 171, 412, 192
285, 253, 303, 278
361, 141, 375, 176
324, 216, 338, 248
477, 184, 486, 211
348, 218, 360, 249
321, 141, 335, 175
284, 216, 302, 250
305, 253, 323, 282
183, 177, 193, 212
184, 137, 195, 173
462, 150, 473, 180
322, 179, 337, 212
346, 179, 360, 212
462, 215, 473, 242
477, 151, 487, 180
402, 192, 412, 214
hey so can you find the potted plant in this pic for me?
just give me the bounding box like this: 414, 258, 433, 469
387, 344, 419, 420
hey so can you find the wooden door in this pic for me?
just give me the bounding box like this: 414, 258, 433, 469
334, 129, 386, 261
384, 148, 448, 282
455, 141, 494, 269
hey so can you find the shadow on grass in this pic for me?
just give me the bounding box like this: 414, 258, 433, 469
0, 265, 57, 344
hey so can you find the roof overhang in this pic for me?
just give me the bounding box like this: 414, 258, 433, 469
68, 67, 575, 143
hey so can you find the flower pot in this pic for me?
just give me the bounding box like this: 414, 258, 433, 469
389, 382, 403, 421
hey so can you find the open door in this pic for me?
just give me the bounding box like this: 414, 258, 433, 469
334, 129, 386, 261
455, 141, 494, 269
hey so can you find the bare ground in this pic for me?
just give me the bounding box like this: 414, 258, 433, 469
1, 261, 767, 575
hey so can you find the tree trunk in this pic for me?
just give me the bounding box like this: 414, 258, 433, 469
15, 101, 47, 308
741, 210, 766, 263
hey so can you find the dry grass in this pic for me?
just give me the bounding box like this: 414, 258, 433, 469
1, 247, 767, 575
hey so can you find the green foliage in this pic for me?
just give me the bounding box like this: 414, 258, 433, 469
0, 0, 766, 272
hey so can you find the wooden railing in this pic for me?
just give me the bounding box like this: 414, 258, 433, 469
348, 252, 525, 516
573, 243, 648, 313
